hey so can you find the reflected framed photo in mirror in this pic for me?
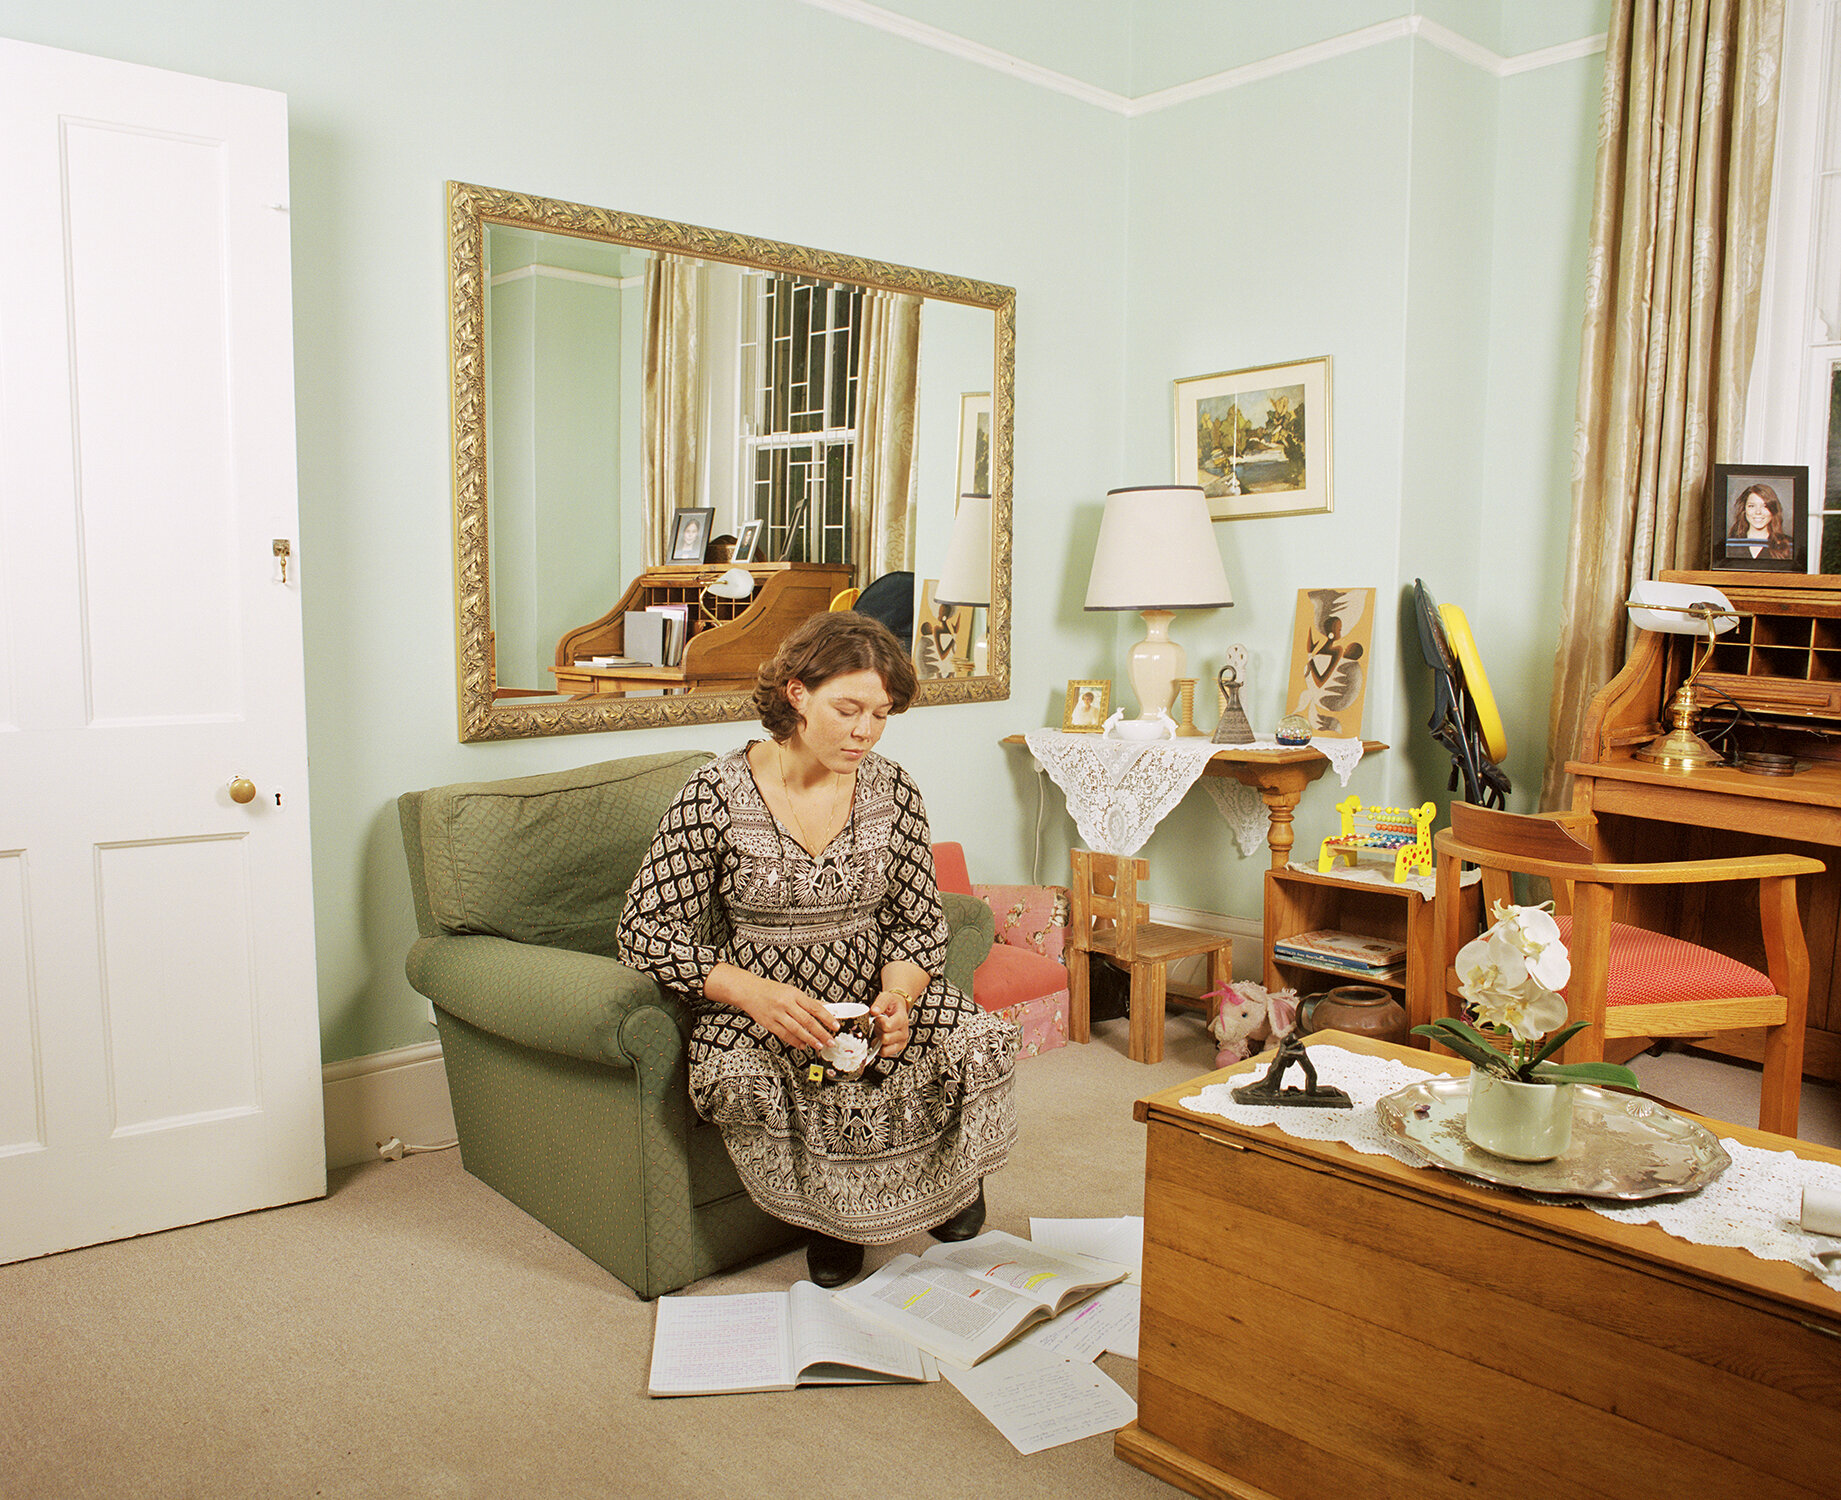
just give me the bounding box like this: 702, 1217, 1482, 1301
733, 518, 765, 563
669, 507, 715, 563
958, 392, 991, 498
1711, 464, 1808, 572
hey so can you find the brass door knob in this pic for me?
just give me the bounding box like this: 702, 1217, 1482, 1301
228, 777, 257, 804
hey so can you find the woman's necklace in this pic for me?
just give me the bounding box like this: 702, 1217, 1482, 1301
777, 745, 854, 899
777, 745, 847, 856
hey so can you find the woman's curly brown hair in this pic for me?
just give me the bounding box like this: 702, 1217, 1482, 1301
754, 611, 918, 741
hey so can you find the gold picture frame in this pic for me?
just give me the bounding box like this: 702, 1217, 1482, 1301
1175, 356, 1332, 521
1062, 679, 1110, 732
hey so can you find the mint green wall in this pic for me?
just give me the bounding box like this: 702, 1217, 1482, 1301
0, 1, 1606, 1063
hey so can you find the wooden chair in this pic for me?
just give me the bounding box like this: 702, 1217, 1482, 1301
1067, 849, 1234, 1064
1434, 801, 1823, 1137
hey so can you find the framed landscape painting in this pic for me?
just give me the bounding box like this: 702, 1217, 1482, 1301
1175, 356, 1332, 521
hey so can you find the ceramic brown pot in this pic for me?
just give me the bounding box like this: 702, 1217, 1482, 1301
1298, 984, 1410, 1046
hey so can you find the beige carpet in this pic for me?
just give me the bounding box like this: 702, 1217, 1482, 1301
3, 1019, 1836, 1500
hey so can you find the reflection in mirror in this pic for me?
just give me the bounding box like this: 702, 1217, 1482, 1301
448, 182, 1013, 741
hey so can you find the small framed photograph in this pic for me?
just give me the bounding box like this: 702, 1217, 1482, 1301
1175, 356, 1332, 521
958, 392, 992, 499
1711, 465, 1808, 572
1062, 679, 1110, 732
732, 517, 765, 563
668, 507, 715, 563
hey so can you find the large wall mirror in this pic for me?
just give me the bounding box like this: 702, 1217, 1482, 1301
448, 182, 1014, 741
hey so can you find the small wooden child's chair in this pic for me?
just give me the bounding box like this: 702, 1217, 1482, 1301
1066, 849, 1234, 1064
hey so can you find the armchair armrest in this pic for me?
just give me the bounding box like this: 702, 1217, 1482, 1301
405, 932, 688, 1072
940, 891, 996, 995
1559, 852, 1826, 886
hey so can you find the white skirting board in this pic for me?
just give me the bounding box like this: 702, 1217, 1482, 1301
321, 1039, 457, 1170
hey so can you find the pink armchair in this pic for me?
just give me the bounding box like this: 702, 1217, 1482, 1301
933, 842, 1069, 1058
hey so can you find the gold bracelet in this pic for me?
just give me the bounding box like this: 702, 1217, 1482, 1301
884, 985, 915, 1005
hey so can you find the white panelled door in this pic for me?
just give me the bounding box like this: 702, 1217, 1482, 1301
0, 38, 324, 1262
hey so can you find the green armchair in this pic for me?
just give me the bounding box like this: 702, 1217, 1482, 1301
398, 750, 994, 1299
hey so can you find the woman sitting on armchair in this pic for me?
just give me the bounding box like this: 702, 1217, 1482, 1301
616, 611, 1018, 1287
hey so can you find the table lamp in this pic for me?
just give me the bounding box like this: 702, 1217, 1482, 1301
933, 493, 993, 674
1624, 579, 1742, 769
1084, 484, 1233, 721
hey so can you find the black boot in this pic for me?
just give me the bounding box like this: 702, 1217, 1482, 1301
806, 1232, 865, 1288
929, 1181, 986, 1242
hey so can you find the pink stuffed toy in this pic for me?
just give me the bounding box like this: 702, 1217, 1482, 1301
1204, 981, 1298, 1067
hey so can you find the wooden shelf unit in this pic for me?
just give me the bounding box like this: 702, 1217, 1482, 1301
1263, 863, 1477, 1039
551, 561, 852, 697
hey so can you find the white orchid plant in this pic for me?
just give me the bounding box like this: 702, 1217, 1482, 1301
1412, 901, 1640, 1088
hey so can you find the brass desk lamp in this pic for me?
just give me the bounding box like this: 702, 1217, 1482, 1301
1625, 580, 1744, 770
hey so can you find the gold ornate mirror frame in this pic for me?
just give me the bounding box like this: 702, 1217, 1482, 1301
448, 181, 1014, 742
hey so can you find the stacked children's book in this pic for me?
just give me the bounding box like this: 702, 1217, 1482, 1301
646, 1222, 1144, 1456
1271, 927, 1408, 979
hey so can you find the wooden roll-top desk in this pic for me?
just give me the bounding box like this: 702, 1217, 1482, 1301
551, 561, 852, 697
1568, 571, 1841, 1082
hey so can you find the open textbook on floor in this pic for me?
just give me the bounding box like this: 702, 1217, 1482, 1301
832, 1230, 1131, 1369
647, 1282, 939, 1396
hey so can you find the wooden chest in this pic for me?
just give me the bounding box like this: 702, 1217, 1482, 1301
1117, 1033, 1841, 1500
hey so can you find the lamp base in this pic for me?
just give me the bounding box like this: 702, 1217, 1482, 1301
1633, 726, 1726, 769
1633, 680, 1725, 769
1129, 610, 1184, 718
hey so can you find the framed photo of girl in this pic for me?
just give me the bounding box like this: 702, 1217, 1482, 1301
1712, 464, 1808, 572
1062, 680, 1109, 732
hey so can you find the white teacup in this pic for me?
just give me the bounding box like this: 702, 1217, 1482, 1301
817, 1001, 879, 1082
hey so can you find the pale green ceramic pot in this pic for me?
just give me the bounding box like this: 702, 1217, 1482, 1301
1464, 1072, 1575, 1162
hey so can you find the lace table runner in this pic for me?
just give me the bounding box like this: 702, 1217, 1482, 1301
1023, 730, 1363, 858
1180, 1046, 1841, 1294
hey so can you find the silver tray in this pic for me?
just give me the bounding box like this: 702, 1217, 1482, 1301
1375, 1078, 1731, 1202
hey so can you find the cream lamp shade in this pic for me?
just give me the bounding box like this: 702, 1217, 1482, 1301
934, 494, 994, 674
934, 494, 993, 607
1084, 484, 1232, 719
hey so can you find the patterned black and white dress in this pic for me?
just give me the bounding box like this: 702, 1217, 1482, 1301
616, 745, 1018, 1243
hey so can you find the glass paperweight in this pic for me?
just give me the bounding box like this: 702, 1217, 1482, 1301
1275, 712, 1312, 747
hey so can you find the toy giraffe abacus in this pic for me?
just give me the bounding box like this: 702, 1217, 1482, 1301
1317, 795, 1436, 882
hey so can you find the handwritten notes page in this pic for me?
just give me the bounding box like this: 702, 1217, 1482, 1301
647, 1292, 789, 1395
943, 1347, 1137, 1455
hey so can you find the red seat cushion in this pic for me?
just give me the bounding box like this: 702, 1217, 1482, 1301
970, 944, 1068, 1013
1552, 916, 1774, 1006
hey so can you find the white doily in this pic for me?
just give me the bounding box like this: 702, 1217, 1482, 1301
1024, 731, 1221, 855
1282, 858, 1483, 899
1181, 1046, 1841, 1294
1203, 780, 1270, 857
1023, 730, 1364, 858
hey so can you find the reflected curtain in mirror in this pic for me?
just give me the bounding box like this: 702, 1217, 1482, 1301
644, 254, 703, 563
857, 290, 921, 580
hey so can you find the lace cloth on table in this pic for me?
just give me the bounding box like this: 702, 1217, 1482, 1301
1181, 1045, 1841, 1294
1023, 729, 1362, 858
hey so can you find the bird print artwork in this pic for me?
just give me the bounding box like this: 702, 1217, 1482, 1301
1286, 588, 1374, 737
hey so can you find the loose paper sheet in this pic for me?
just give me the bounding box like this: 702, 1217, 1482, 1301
943, 1353, 1137, 1455
1030, 1216, 1144, 1284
